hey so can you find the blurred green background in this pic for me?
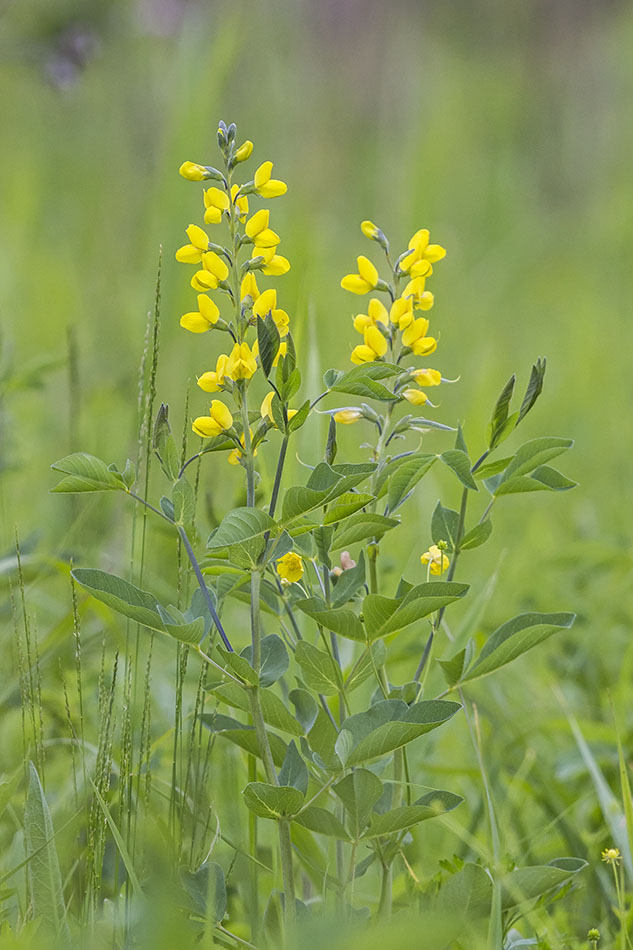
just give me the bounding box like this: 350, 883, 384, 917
1, 0, 633, 941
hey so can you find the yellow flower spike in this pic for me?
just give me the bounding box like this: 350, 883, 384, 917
350, 324, 388, 364
400, 228, 446, 273
361, 220, 380, 239
254, 161, 288, 198
420, 544, 450, 576
241, 272, 260, 302
191, 270, 219, 292
262, 254, 291, 276
175, 243, 204, 264
411, 368, 442, 387
227, 342, 257, 380
341, 255, 379, 295
334, 409, 363, 424
234, 140, 253, 162
276, 551, 304, 584
179, 161, 208, 181
186, 224, 210, 251
231, 184, 249, 219
180, 294, 220, 334
202, 251, 229, 282
390, 296, 415, 329
402, 388, 428, 406
192, 400, 234, 438
197, 354, 230, 392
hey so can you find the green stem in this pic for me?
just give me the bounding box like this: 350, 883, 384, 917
279, 820, 296, 938
177, 525, 233, 652
239, 389, 255, 508
269, 434, 289, 521
378, 862, 392, 917
248, 754, 259, 942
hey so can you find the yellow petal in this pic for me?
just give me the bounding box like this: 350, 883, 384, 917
197, 372, 221, 392
209, 400, 233, 431
202, 251, 229, 281
353, 314, 371, 333
245, 208, 269, 238
341, 274, 372, 294
180, 312, 211, 333
175, 244, 203, 264
260, 391, 274, 421
367, 298, 389, 324
411, 336, 437, 356
186, 224, 210, 251
197, 294, 219, 324
253, 228, 280, 249
241, 273, 260, 301
179, 161, 207, 181
253, 288, 277, 318
389, 297, 413, 326
411, 368, 441, 386
402, 317, 429, 347
356, 256, 378, 287
259, 179, 287, 198
203, 206, 223, 225
191, 271, 218, 292
351, 344, 377, 364
402, 388, 428, 406
254, 161, 273, 188
192, 416, 222, 437
365, 325, 388, 357
262, 255, 290, 276
234, 140, 253, 162
415, 291, 434, 312
425, 243, 446, 263
204, 186, 230, 211
361, 220, 379, 239
409, 259, 433, 279
409, 229, 430, 252
333, 409, 362, 424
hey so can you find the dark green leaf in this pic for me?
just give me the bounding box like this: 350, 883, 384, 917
440, 450, 478, 491
241, 634, 289, 687
295, 641, 344, 694
257, 314, 281, 378
180, 861, 227, 923
362, 582, 469, 641
488, 374, 515, 450
337, 699, 461, 766
459, 520, 493, 550
333, 512, 399, 549
516, 357, 546, 425
431, 501, 460, 551
462, 612, 576, 683
51, 452, 125, 493
345, 641, 386, 693
209, 682, 303, 736
243, 783, 304, 819
364, 789, 463, 837
153, 403, 181, 480
278, 741, 309, 794
25, 763, 69, 939
295, 597, 366, 642
71, 568, 165, 631
330, 552, 366, 608
333, 768, 383, 838
172, 477, 195, 526
289, 689, 319, 733
207, 507, 276, 550
386, 454, 436, 512
294, 807, 350, 840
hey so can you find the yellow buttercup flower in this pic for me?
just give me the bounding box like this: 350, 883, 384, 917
203, 186, 230, 224
227, 342, 257, 380
254, 161, 288, 198
601, 847, 621, 865
230, 184, 249, 219
402, 276, 434, 311
192, 400, 233, 438
411, 368, 441, 387
276, 551, 304, 584
351, 325, 388, 364
401, 317, 437, 356
180, 294, 220, 334
341, 256, 379, 295
399, 228, 446, 274
390, 296, 415, 329
245, 209, 280, 249
334, 409, 363, 424
175, 223, 211, 263
179, 161, 209, 181
353, 298, 389, 334
234, 140, 253, 163
421, 544, 450, 575
253, 288, 290, 336
402, 388, 428, 406
197, 354, 230, 393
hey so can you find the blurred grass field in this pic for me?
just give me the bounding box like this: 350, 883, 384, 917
1, 0, 633, 944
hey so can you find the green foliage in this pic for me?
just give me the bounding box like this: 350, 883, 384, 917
24, 764, 69, 940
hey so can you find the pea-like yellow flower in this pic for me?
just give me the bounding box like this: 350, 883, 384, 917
241, 272, 260, 302
175, 224, 211, 263
353, 298, 389, 334
227, 342, 257, 380
341, 256, 380, 295
197, 354, 230, 392
351, 325, 388, 364
402, 276, 434, 311
276, 551, 304, 584
230, 184, 249, 220
260, 391, 298, 426
390, 296, 415, 329
254, 161, 288, 198
401, 317, 437, 356
228, 429, 257, 465
333, 409, 363, 424
180, 294, 220, 334
601, 847, 621, 865
261, 254, 291, 276
203, 186, 230, 224
411, 368, 441, 387
234, 140, 253, 163
179, 161, 209, 181
361, 220, 380, 240
399, 229, 446, 274
190, 251, 230, 292
245, 209, 280, 249
192, 400, 233, 438
402, 388, 428, 406
421, 544, 450, 575
253, 288, 290, 336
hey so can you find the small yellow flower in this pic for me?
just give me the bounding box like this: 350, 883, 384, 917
241, 272, 260, 302
234, 140, 253, 162
402, 388, 428, 406
261, 254, 291, 276
276, 552, 304, 583
341, 256, 379, 295
197, 354, 230, 393
421, 545, 450, 575
351, 325, 388, 364
203, 186, 229, 224
601, 847, 622, 865
228, 429, 257, 465
180, 294, 220, 334
175, 223, 211, 263
230, 184, 249, 219
334, 409, 363, 424
202, 251, 229, 282
245, 209, 280, 249
353, 298, 389, 334
253, 288, 290, 336
361, 219, 380, 240
192, 400, 233, 438
399, 228, 446, 274
411, 368, 442, 387
260, 391, 297, 426
179, 161, 209, 181
191, 270, 218, 292
402, 276, 434, 311
390, 296, 415, 329
401, 317, 437, 356
254, 161, 288, 198
227, 342, 257, 380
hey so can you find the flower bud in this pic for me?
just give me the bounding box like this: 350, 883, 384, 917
234, 140, 253, 162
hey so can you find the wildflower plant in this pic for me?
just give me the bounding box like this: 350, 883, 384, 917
50, 120, 586, 946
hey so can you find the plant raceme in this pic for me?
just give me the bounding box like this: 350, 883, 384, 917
51, 120, 583, 946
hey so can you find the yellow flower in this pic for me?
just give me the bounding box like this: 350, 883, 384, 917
202, 251, 229, 281
402, 388, 428, 406
228, 429, 257, 465
180, 294, 220, 334
260, 391, 297, 426
361, 219, 380, 240
245, 209, 280, 249
203, 186, 229, 224
234, 140, 253, 163
241, 272, 260, 302
601, 847, 622, 865
341, 256, 379, 295
175, 224, 211, 263
399, 229, 446, 274
401, 317, 437, 356
253, 288, 290, 336
351, 325, 388, 364
179, 161, 209, 181
421, 545, 450, 575
227, 342, 257, 380
262, 254, 290, 276
411, 368, 441, 387
230, 184, 249, 219
276, 552, 304, 583
254, 161, 288, 198
334, 409, 363, 424
192, 400, 233, 438
402, 276, 434, 311
353, 298, 389, 334
197, 354, 230, 392
390, 296, 415, 329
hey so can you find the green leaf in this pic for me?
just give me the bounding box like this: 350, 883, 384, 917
333, 512, 399, 549
295, 597, 366, 642
25, 763, 69, 938
241, 634, 289, 687
295, 641, 344, 695
257, 314, 281, 378
294, 807, 350, 840
243, 783, 304, 820
474, 456, 514, 480
436, 862, 492, 919
330, 552, 366, 607
437, 640, 475, 687
517, 357, 546, 425
499, 437, 573, 481
172, 477, 195, 526
459, 520, 493, 550
431, 501, 460, 551
278, 741, 309, 794
502, 857, 586, 909
217, 647, 259, 686
345, 641, 386, 693
306, 707, 340, 771
281, 464, 375, 525
362, 581, 469, 641
487, 374, 515, 450
288, 398, 311, 433
71, 568, 165, 632
330, 362, 402, 402
364, 789, 463, 838
51, 452, 125, 493
209, 682, 302, 736
153, 403, 181, 481
323, 492, 373, 525
333, 768, 383, 838
207, 507, 276, 551
289, 689, 319, 734
440, 450, 478, 491
386, 454, 436, 512
338, 699, 461, 766
158, 606, 205, 645
461, 612, 575, 683
494, 465, 577, 496
202, 713, 287, 767
180, 861, 227, 924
